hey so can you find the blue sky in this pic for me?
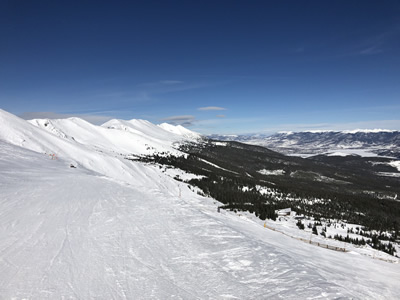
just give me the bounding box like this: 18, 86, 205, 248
1, 0, 400, 134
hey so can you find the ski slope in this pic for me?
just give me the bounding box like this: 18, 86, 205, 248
1, 109, 400, 299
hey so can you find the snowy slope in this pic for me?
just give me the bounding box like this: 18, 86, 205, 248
29, 117, 187, 157
1, 109, 400, 299
1, 141, 400, 299
0, 109, 181, 188
389, 160, 400, 171
103, 118, 194, 145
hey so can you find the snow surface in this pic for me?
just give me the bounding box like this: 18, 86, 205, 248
158, 122, 201, 140
161, 166, 206, 181
323, 149, 379, 157
1, 109, 400, 299
389, 160, 400, 171
257, 169, 285, 176
377, 172, 400, 178
28, 117, 192, 157
326, 151, 354, 157
287, 149, 382, 158
198, 158, 239, 174
213, 141, 228, 146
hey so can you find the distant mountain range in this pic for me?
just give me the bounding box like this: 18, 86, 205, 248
209, 130, 400, 158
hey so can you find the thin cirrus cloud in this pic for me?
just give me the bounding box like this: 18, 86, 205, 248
159, 80, 184, 85
197, 106, 227, 111
347, 28, 399, 57
161, 115, 196, 126
359, 45, 383, 55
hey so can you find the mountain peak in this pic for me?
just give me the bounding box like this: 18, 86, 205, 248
158, 123, 201, 140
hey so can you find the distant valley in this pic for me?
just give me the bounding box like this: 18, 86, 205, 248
209, 130, 400, 158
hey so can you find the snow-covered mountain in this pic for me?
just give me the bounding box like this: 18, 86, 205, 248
210, 130, 400, 158
158, 122, 202, 140
28, 115, 201, 157
1, 109, 400, 299
0, 109, 200, 187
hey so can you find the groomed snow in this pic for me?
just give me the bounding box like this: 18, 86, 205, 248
1, 142, 400, 299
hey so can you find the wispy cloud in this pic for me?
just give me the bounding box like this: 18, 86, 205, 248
159, 80, 183, 85
161, 115, 196, 126
138, 80, 183, 87
356, 36, 386, 56
19, 111, 114, 125
359, 45, 383, 55
344, 27, 399, 57
303, 26, 400, 60
197, 106, 227, 111
216, 114, 225, 118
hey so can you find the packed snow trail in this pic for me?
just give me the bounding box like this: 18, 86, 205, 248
1, 143, 400, 298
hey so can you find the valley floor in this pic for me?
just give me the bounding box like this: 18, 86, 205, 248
1, 143, 399, 299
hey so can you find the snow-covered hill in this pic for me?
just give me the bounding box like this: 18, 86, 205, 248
158, 122, 202, 140
28, 116, 200, 157
0, 109, 201, 188
210, 130, 400, 158
1, 109, 400, 299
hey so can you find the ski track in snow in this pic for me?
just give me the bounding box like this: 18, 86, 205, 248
1, 143, 399, 299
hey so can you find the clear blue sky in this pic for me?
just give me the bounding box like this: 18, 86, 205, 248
1, 0, 400, 134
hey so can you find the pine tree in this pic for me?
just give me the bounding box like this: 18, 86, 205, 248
312, 224, 318, 235
296, 220, 305, 230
